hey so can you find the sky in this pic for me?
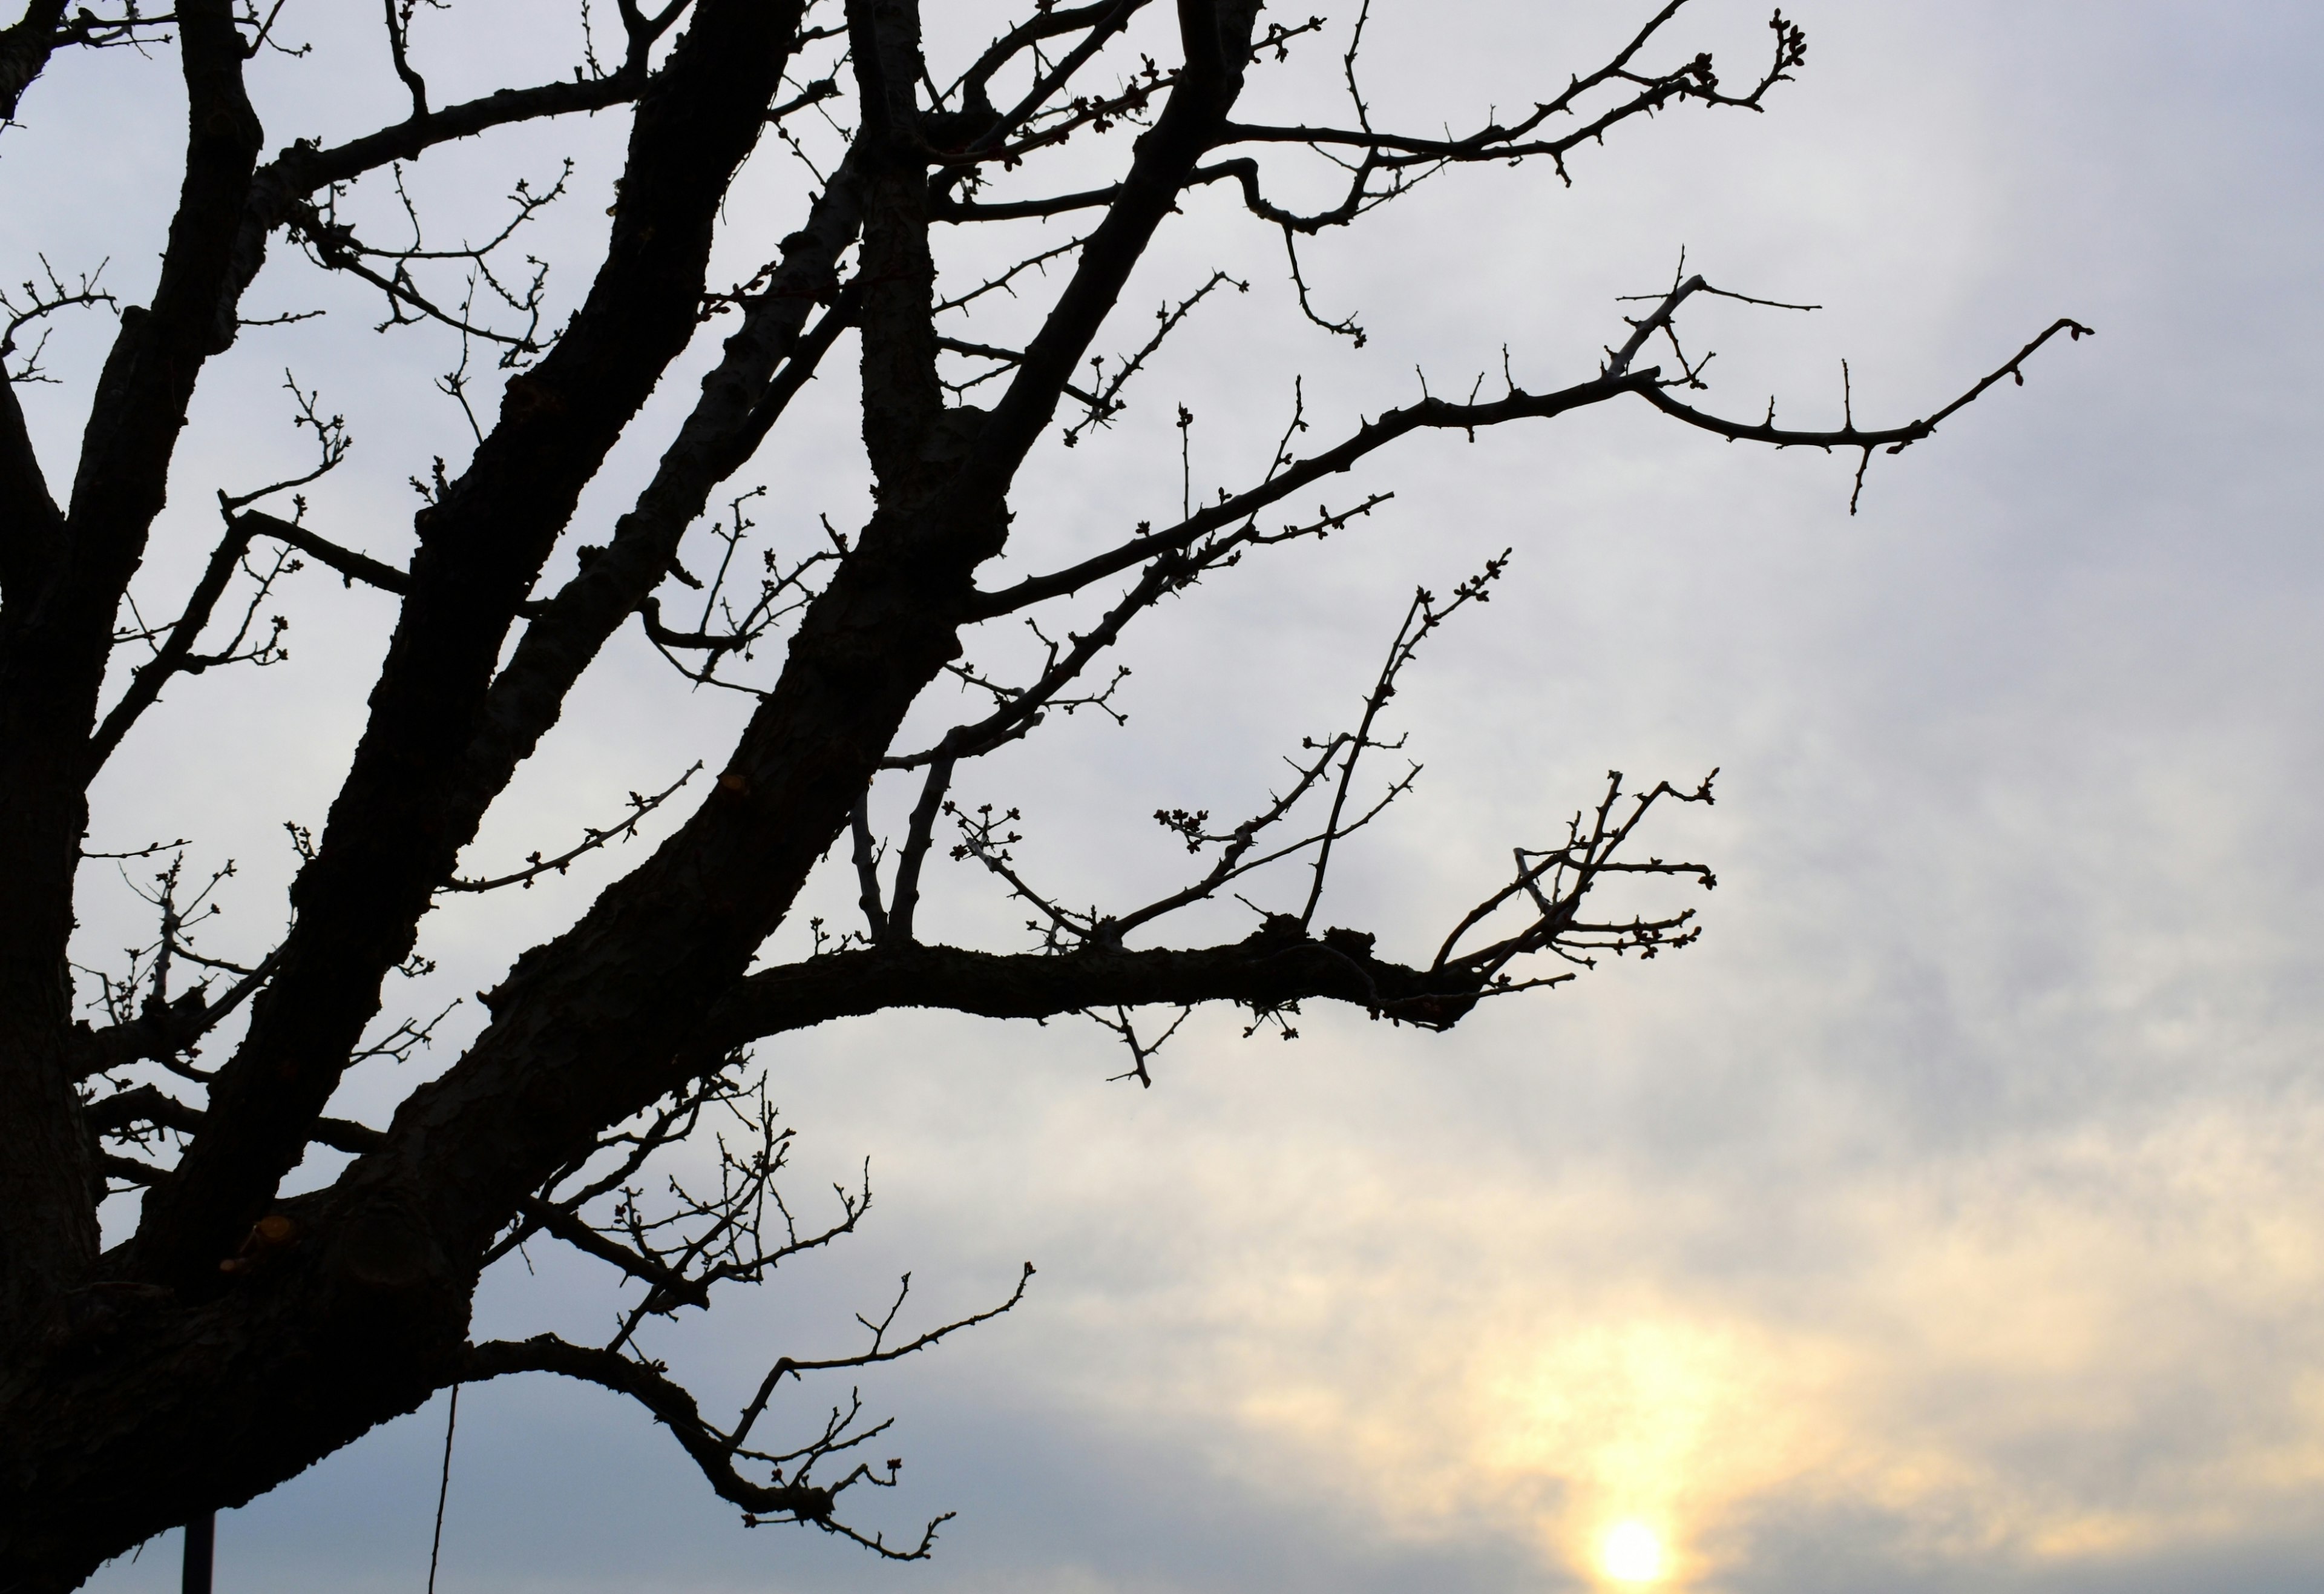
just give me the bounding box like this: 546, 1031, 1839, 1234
11, 1, 2324, 1590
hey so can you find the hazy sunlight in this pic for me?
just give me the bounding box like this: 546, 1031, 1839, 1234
1599, 1520, 1669, 1584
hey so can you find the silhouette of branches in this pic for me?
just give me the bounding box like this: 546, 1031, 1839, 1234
0, 0, 2093, 1581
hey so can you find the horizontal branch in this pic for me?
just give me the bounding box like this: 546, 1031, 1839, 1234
100, 1151, 166, 1187
81, 1082, 383, 1155
1638, 316, 2095, 452
1638, 313, 2093, 509
285, 73, 646, 196
929, 158, 1242, 223
232, 506, 570, 618
693, 922, 1486, 1057
976, 301, 2089, 617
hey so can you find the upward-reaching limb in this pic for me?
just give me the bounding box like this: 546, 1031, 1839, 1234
128, 0, 815, 1295
0, 0, 263, 1353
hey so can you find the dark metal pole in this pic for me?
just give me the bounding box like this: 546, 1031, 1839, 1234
181, 1511, 213, 1594
427, 1384, 460, 1594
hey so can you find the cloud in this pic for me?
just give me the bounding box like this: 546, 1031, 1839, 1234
904, 1081, 2324, 1590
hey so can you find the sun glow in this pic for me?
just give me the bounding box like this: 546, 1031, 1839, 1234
1598, 1520, 1669, 1584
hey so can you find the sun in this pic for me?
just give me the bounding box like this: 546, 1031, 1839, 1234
1598, 1520, 1669, 1585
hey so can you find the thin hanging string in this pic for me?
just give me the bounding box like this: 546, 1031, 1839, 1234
426, 1384, 459, 1594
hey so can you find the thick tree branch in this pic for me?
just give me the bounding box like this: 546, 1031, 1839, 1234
131, 0, 812, 1296
291, 67, 648, 196
0, 372, 62, 604
330, 1, 1278, 1282
235, 508, 411, 596
0, 0, 261, 1354
0, 4, 2101, 1587
450, 181, 864, 841
82, 1082, 382, 1157
693, 927, 1484, 1056
850, 0, 945, 495
934, 0, 1262, 504
0, 0, 68, 124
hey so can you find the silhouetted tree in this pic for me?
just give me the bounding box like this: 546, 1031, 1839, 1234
0, 1, 2087, 1586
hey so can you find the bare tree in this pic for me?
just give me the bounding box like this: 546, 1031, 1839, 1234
0, 1, 2087, 1587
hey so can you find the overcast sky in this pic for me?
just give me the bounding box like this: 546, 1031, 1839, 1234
18, 1, 2324, 1590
